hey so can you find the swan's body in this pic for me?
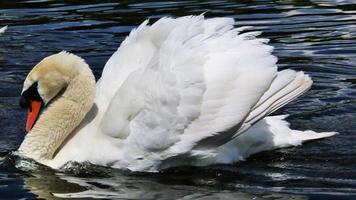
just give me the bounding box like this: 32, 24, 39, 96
18, 16, 336, 172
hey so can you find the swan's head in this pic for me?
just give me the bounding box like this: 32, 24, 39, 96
19, 51, 88, 132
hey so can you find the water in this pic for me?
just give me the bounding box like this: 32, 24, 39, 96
0, 0, 355, 199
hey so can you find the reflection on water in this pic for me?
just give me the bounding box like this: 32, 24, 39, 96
0, 0, 356, 199
17, 160, 308, 200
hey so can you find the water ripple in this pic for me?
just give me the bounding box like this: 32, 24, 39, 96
0, 0, 355, 199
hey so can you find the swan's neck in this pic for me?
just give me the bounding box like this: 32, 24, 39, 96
18, 63, 96, 163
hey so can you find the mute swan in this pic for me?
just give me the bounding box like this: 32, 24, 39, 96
17, 16, 336, 172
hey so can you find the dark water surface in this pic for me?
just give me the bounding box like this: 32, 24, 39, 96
0, 0, 356, 199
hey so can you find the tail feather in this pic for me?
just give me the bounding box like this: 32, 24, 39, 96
210, 115, 337, 165
266, 115, 337, 148
288, 130, 337, 146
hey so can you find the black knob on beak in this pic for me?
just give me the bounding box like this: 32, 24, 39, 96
19, 94, 30, 109
19, 82, 42, 111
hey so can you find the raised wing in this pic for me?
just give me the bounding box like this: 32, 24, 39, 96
95, 20, 157, 115
96, 16, 307, 171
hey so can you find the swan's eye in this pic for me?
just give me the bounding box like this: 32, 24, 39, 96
19, 82, 43, 110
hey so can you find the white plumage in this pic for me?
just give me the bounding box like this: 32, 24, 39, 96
0, 26, 7, 34
18, 16, 336, 172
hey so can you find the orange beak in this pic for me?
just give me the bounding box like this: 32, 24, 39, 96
26, 100, 42, 133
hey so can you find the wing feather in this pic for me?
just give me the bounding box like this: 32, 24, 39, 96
235, 70, 312, 135
95, 16, 311, 171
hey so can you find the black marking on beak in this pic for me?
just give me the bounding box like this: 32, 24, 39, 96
19, 82, 43, 111
19, 95, 31, 110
